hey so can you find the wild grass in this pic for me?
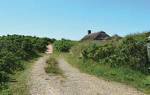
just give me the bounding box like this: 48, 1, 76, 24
45, 56, 62, 75
63, 53, 150, 94
0, 58, 38, 95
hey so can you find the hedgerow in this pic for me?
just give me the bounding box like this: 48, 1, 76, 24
81, 32, 150, 74
54, 39, 75, 52
0, 35, 51, 86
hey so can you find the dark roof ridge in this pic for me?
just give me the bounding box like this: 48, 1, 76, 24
81, 31, 110, 41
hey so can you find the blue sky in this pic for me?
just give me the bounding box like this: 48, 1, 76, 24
0, 0, 150, 40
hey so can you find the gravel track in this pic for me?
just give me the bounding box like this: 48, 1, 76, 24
29, 55, 59, 95
29, 54, 146, 95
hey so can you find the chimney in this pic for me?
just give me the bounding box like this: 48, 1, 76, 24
88, 30, 91, 35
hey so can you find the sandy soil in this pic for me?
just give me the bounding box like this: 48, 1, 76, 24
29, 54, 146, 95
29, 55, 59, 95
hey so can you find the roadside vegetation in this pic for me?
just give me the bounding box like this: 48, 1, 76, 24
54, 32, 150, 94
0, 59, 38, 95
45, 57, 62, 75
54, 39, 76, 52
81, 35, 149, 74
0, 35, 52, 94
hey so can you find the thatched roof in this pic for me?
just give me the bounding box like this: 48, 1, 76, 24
81, 31, 110, 41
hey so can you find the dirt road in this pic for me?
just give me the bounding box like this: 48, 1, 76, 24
29, 54, 145, 95
29, 55, 59, 95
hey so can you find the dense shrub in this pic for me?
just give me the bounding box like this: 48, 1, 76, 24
54, 39, 74, 52
0, 51, 23, 74
0, 71, 9, 85
81, 33, 150, 74
0, 35, 52, 85
117, 37, 148, 69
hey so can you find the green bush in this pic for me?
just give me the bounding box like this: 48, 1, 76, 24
81, 34, 150, 74
0, 71, 9, 85
0, 35, 52, 85
0, 52, 23, 74
117, 37, 148, 70
82, 44, 114, 61
54, 39, 74, 52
